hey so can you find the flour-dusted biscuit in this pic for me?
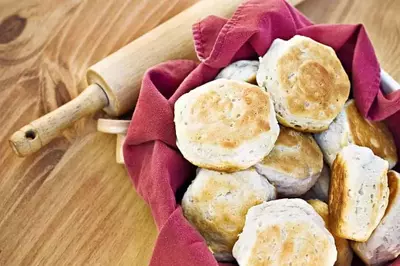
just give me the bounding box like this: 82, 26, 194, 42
182, 168, 276, 261
308, 199, 353, 266
351, 170, 400, 265
256, 35, 350, 132
255, 126, 323, 196
303, 164, 331, 202
329, 145, 389, 241
174, 79, 280, 172
233, 199, 337, 266
314, 99, 398, 168
215, 60, 259, 84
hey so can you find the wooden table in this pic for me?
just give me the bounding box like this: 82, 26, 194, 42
1, 0, 399, 265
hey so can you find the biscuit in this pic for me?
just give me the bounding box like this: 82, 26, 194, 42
329, 145, 389, 241
233, 199, 337, 266
314, 99, 398, 168
255, 126, 323, 196
175, 79, 279, 172
256, 35, 350, 132
182, 168, 276, 261
351, 170, 400, 265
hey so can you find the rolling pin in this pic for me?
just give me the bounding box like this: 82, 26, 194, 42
9, 0, 304, 157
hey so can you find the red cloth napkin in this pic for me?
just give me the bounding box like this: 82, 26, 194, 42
123, 0, 400, 265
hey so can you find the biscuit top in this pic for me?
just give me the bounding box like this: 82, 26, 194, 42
259, 126, 323, 179
237, 199, 336, 266
178, 79, 273, 149
277, 35, 350, 121
345, 100, 398, 168
188, 174, 260, 251
182, 168, 276, 253
247, 221, 332, 266
386, 170, 400, 215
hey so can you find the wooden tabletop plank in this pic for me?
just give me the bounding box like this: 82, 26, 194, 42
0, 1, 198, 265
0, 0, 399, 265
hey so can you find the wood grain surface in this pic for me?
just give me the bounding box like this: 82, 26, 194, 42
0, 0, 399, 265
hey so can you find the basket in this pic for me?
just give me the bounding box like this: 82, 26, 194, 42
123, 0, 400, 265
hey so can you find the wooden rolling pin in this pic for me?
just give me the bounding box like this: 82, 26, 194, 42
9, 0, 304, 157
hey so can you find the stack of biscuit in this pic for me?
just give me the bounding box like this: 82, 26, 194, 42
174, 35, 399, 265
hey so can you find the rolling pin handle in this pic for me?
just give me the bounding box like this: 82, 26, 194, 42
9, 84, 109, 157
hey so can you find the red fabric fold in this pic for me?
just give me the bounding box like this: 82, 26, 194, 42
123, 0, 400, 265
149, 207, 219, 266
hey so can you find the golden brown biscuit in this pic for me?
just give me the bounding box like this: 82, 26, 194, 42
351, 170, 400, 265
255, 126, 323, 196
233, 199, 337, 266
182, 168, 276, 261
329, 145, 389, 241
315, 99, 398, 168
308, 199, 353, 266
256, 35, 350, 132
346, 100, 398, 168
174, 79, 279, 172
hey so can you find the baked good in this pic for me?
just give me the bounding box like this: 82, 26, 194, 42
303, 163, 331, 202
307, 199, 353, 266
174, 79, 280, 172
351, 170, 400, 265
215, 60, 259, 84
329, 145, 389, 241
255, 126, 323, 196
256, 35, 350, 132
232, 199, 337, 266
182, 168, 276, 261
314, 99, 398, 168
